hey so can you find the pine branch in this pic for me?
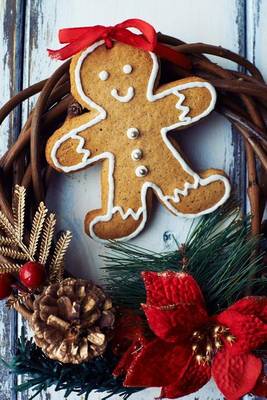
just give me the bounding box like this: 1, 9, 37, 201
102, 204, 267, 314
0, 210, 16, 238
0, 187, 71, 282
2, 328, 140, 400
28, 202, 48, 258
13, 185, 26, 242
6, 296, 19, 310
0, 247, 28, 261
0, 263, 21, 274
0, 209, 32, 260
38, 213, 56, 265
49, 231, 72, 283
6, 293, 33, 311
0, 236, 17, 246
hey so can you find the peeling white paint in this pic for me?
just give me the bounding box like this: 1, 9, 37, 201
1, 0, 264, 399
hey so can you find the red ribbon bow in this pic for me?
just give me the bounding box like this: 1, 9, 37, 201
48, 18, 191, 70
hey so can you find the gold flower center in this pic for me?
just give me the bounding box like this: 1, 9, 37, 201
191, 325, 235, 364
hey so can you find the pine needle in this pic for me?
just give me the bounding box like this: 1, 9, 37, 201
6, 296, 20, 309
0, 186, 70, 281
0, 247, 28, 260
49, 231, 72, 283
102, 203, 267, 314
0, 207, 31, 260
0, 210, 16, 238
0, 236, 17, 246
28, 202, 48, 258
13, 185, 26, 242
38, 213, 56, 265
0, 263, 21, 274
3, 327, 139, 399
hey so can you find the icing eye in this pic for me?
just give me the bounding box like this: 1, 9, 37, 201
123, 64, 133, 74
99, 71, 109, 81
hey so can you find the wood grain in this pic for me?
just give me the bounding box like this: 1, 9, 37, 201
0, 1, 25, 399
0, 0, 264, 399
246, 3, 267, 399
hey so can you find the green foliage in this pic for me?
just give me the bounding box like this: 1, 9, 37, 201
3, 328, 139, 400
4, 204, 267, 399
102, 204, 267, 314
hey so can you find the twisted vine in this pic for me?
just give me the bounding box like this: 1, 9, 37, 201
0, 34, 267, 236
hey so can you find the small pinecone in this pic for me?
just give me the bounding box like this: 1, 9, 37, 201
31, 278, 115, 364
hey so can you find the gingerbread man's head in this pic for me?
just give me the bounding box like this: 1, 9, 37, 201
71, 40, 160, 110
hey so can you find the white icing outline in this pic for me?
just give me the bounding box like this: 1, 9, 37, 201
50, 41, 231, 242
99, 70, 109, 81
127, 127, 139, 139
123, 64, 133, 74
131, 149, 143, 161
51, 40, 107, 173
111, 87, 135, 102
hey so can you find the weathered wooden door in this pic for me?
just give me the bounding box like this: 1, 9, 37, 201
0, 0, 265, 399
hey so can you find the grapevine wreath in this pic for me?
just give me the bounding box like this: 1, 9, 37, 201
0, 18, 266, 400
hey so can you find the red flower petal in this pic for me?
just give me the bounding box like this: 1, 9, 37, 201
113, 342, 138, 377
161, 355, 211, 398
216, 310, 267, 354
212, 350, 262, 400
252, 369, 267, 397
112, 308, 144, 356
142, 271, 205, 307
124, 339, 192, 388
225, 296, 267, 323
143, 303, 208, 342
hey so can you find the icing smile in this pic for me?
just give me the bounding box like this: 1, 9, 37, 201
111, 87, 135, 102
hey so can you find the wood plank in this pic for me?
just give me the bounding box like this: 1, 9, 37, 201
21, 1, 247, 399
246, 0, 267, 77
245, 1, 267, 399
0, 1, 26, 399
246, 0, 267, 218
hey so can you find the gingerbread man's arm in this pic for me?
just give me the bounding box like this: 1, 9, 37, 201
152, 77, 216, 132
46, 111, 110, 173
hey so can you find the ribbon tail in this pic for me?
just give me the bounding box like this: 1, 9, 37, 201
48, 42, 85, 60
48, 28, 106, 60
156, 43, 192, 70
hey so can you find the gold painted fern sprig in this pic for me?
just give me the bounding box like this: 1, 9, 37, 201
0, 185, 72, 283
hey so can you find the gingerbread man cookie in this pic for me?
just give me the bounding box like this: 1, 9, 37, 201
46, 41, 231, 241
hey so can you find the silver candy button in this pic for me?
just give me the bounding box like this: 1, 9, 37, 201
127, 128, 139, 139
135, 166, 148, 177
131, 149, 143, 161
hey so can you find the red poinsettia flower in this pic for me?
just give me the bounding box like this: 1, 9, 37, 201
253, 368, 267, 397
115, 271, 267, 400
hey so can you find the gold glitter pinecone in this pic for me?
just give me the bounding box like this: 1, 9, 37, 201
31, 278, 115, 364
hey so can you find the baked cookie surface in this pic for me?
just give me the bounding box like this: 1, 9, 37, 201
46, 41, 231, 241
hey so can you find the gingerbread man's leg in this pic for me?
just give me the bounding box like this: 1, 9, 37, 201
85, 157, 152, 241
169, 170, 230, 216
149, 138, 230, 216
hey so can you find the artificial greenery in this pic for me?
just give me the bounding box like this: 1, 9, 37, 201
3, 203, 267, 399
2, 328, 140, 400
102, 203, 267, 314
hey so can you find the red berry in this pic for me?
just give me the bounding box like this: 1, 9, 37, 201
19, 262, 46, 289
0, 274, 14, 299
